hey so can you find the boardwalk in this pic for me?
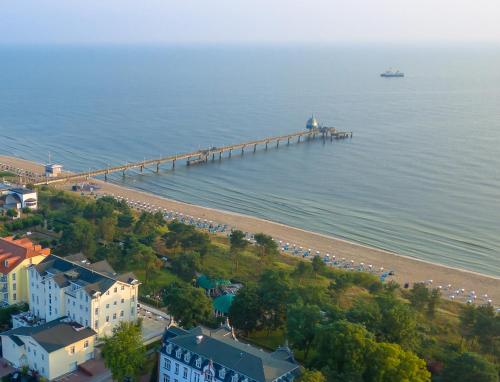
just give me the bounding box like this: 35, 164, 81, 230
32, 127, 351, 185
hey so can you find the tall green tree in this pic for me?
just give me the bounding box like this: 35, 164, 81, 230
102, 321, 146, 382
254, 233, 278, 265
60, 217, 96, 256
164, 283, 212, 328
287, 302, 322, 360
229, 284, 263, 336
171, 252, 202, 282
442, 352, 498, 382
409, 283, 430, 312
365, 342, 430, 382
296, 370, 326, 382
259, 269, 291, 333
229, 230, 247, 272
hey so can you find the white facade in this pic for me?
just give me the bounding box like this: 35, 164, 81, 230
27, 256, 139, 337
1, 323, 95, 380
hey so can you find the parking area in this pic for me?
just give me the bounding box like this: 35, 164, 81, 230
138, 304, 170, 344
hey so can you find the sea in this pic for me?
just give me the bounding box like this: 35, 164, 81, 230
1, 43, 499, 277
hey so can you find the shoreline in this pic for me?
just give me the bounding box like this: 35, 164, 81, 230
1, 154, 499, 304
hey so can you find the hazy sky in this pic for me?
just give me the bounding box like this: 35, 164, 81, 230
1, 0, 500, 44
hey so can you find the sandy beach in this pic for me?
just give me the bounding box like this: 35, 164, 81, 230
1, 155, 499, 304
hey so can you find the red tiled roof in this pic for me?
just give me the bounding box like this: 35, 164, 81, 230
0, 236, 50, 274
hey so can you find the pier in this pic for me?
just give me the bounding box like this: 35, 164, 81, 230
31, 127, 352, 186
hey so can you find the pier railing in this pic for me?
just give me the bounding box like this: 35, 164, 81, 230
31, 127, 352, 185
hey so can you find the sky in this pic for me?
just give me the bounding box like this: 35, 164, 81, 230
1, 0, 500, 44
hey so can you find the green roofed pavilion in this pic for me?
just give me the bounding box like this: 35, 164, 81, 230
213, 294, 235, 316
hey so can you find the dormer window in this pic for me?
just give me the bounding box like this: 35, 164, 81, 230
184, 352, 191, 363
195, 357, 202, 368
176, 348, 182, 359
219, 368, 226, 379
166, 344, 173, 354
231, 373, 239, 382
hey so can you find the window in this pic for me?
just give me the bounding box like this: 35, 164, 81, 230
113, 313, 116, 320
219, 368, 226, 379
194, 373, 200, 382
70, 346, 75, 355
106, 316, 109, 322
121, 298, 124, 303
175, 363, 179, 375
12, 283, 16, 291
106, 291, 110, 296
120, 310, 124, 317
195, 358, 202, 368
121, 285, 125, 291
95, 308, 99, 315
113, 301, 117, 306
13, 293, 16, 301
12, 273, 15, 281
84, 340, 89, 349
131, 307, 135, 315
183, 367, 188, 379
231, 374, 239, 382
85, 320, 88, 326
176, 349, 182, 359
165, 358, 171, 370
114, 287, 117, 293
163, 375, 170, 382
34, 350, 37, 356
95, 320, 99, 329
184, 352, 191, 363
106, 303, 109, 309
41, 354, 44, 360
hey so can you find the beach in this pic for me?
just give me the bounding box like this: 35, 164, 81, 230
1, 154, 499, 304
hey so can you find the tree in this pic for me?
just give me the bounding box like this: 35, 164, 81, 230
313, 320, 373, 381
229, 230, 247, 271
254, 233, 278, 266
6, 209, 17, 218
60, 217, 96, 256
296, 370, 326, 382
311, 256, 325, 276
293, 261, 312, 282
427, 288, 441, 319
171, 252, 201, 282
139, 245, 162, 284
365, 342, 430, 382
259, 270, 291, 333
409, 283, 430, 312
442, 352, 498, 382
375, 294, 417, 349
164, 283, 212, 328
98, 215, 117, 242
287, 302, 322, 360
164, 221, 210, 258
459, 304, 477, 345
229, 284, 262, 336
118, 211, 135, 228
102, 321, 146, 382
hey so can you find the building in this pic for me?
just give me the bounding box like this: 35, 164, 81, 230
25, 253, 140, 337
306, 116, 319, 130
0, 187, 38, 213
1, 317, 96, 380
0, 237, 50, 306
158, 325, 300, 382
45, 164, 63, 178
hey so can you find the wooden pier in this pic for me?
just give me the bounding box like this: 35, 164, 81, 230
33, 127, 352, 186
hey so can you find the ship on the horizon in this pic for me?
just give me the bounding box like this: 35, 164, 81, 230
380, 69, 404, 77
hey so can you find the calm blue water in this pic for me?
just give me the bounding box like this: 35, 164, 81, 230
1, 44, 499, 276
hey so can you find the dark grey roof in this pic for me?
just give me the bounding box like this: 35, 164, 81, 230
2, 318, 96, 353
35, 255, 138, 295
9, 335, 24, 346
10, 188, 35, 195
163, 327, 298, 382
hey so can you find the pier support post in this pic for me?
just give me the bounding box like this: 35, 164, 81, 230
229, 149, 232, 158
241, 146, 245, 155
172, 159, 176, 169
219, 152, 222, 160
298, 135, 301, 143
212, 153, 215, 161
104, 172, 108, 181
265, 141, 268, 150
253, 144, 257, 153
287, 137, 290, 145
276, 140, 279, 148
156, 163, 160, 173
140, 165, 143, 173
122, 170, 126, 177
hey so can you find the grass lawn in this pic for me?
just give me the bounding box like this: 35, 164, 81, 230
0, 171, 15, 177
